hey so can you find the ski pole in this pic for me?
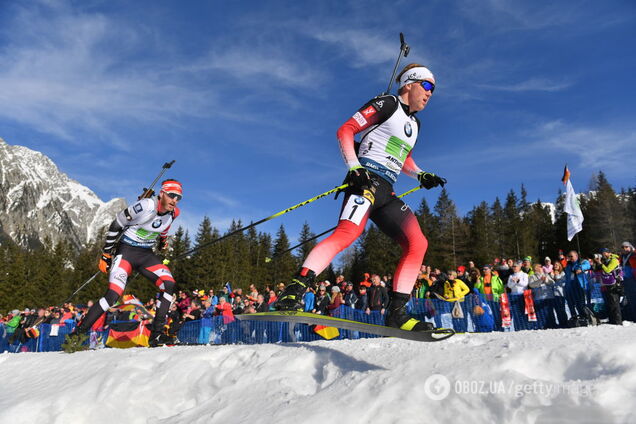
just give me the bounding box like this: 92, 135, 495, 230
172, 184, 349, 261
383, 32, 410, 95
61, 271, 100, 304
61, 160, 176, 304
267, 185, 423, 260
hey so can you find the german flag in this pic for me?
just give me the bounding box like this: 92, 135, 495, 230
313, 325, 340, 340
106, 321, 150, 348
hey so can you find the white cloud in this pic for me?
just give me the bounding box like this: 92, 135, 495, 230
534, 121, 636, 176
478, 77, 574, 93
0, 2, 217, 145
302, 27, 397, 67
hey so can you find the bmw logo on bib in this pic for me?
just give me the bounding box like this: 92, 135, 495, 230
404, 121, 412, 137
354, 196, 365, 205
152, 219, 162, 229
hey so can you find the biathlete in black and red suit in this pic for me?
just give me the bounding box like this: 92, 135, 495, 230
73, 179, 183, 346
277, 64, 447, 332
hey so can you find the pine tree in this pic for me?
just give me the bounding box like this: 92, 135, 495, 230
433, 188, 461, 270
295, 221, 317, 267
467, 202, 492, 266
359, 224, 400, 276
518, 184, 535, 257
166, 226, 192, 285
190, 217, 216, 289
503, 190, 522, 259
490, 197, 506, 259
271, 225, 295, 284
626, 188, 636, 242
584, 172, 629, 250
256, 232, 273, 288
528, 200, 557, 260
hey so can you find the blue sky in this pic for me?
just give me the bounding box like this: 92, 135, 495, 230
1, 0, 635, 248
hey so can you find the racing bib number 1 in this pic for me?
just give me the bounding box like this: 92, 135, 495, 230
340, 194, 371, 225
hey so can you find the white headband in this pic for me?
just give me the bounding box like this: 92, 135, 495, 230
398, 66, 435, 89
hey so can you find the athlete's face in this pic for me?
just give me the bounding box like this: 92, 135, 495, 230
404, 79, 434, 112
159, 191, 180, 212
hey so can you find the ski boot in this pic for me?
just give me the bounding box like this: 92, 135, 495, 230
62, 325, 90, 353
148, 316, 171, 347
385, 291, 434, 331
149, 329, 173, 347
276, 270, 316, 311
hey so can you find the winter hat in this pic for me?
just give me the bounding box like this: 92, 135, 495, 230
457, 265, 466, 273
483, 264, 492, 270
331, 286, 340, 293
622, 241, 634, 249
523, 256, 532, 262
599, 248, 610, 254
544, 257, 551, 262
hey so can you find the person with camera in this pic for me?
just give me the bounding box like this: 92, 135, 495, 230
593, 248, 623, 325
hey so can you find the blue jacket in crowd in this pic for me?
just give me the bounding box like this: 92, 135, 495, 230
564, 259, 591, 289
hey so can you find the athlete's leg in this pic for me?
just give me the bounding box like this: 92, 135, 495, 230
138, 256, 176, 335
302, 193, 372, 275
372, 197, 430, 330
371, 198, 428, 294
76, 254, 132, 332
277, 191, 372, 310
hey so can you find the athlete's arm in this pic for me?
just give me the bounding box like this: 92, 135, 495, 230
115, 198, 157, 227
103, 219, 124, 254
402, 152, 423, 179
337, 96, 397, 169
158, 207, 179, 250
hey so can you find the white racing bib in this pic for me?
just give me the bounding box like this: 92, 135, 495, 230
340, 194, 372, 225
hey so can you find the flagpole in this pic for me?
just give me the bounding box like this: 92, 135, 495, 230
575, 233, 581, 254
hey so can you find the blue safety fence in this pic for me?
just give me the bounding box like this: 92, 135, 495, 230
0, 281, 616, 353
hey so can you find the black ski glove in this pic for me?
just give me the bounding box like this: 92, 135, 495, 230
417, 172, 447, 190
344, 166, 372, 190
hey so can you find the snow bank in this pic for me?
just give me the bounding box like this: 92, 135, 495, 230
2, 324, 636, 424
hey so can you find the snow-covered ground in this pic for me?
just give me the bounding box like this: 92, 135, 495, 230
2, 324, 635, 424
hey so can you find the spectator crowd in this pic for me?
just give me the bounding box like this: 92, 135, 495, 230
3, 241, 636, 351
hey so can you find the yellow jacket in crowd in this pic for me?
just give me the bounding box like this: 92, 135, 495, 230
444, 279, 470, 301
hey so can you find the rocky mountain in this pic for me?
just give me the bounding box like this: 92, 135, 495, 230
0, 137, 127, 250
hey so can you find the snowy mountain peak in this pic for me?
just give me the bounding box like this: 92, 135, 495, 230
0, 137, 127, 249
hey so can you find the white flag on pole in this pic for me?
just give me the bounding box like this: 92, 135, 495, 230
562, 166, 583, 241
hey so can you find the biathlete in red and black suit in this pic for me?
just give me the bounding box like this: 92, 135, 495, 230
73, 179, 183, 346
277, 64, 446, 332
